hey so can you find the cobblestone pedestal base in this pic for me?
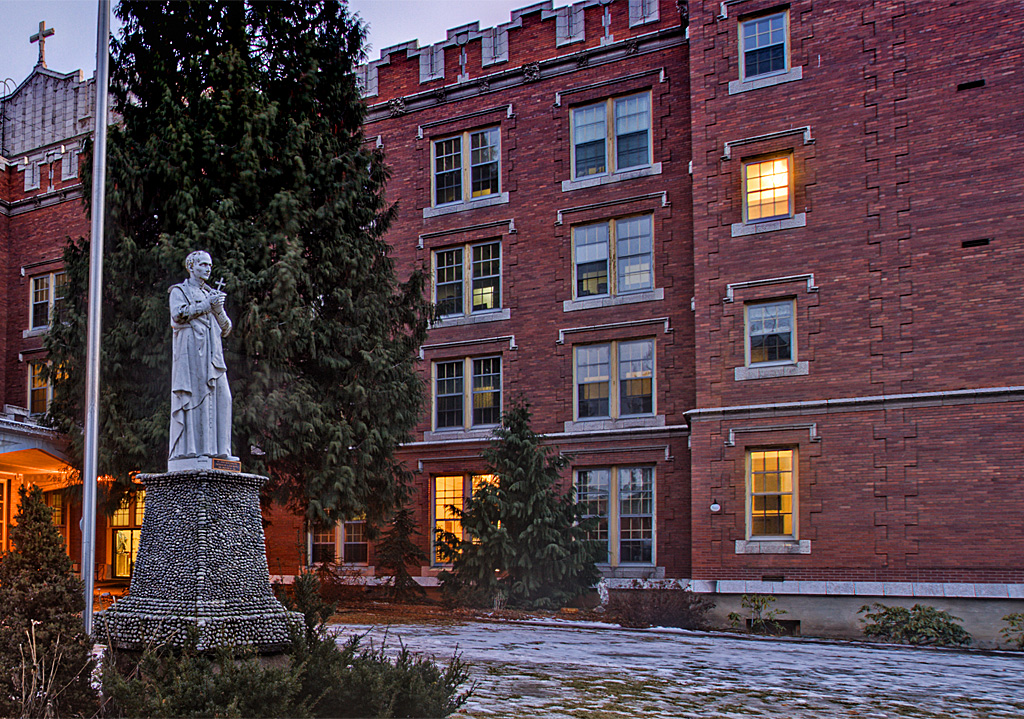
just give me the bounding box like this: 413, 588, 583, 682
97, 469, 301, 652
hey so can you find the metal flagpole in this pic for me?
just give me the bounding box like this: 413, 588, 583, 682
82, 0, 111, 637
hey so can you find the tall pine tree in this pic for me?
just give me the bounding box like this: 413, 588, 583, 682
438, 401, 601, 609
44, 2, 431, 524
0, 485, 98, 717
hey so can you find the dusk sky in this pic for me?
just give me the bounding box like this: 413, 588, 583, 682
0, 0, 572, 91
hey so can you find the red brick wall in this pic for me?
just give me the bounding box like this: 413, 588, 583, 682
372, 0, 694, 577
686, 0, 1024, 583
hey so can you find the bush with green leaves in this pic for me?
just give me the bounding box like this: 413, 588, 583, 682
436, 400, 601, 610
609, 586, 715, 630
728, 593, 788, 635
0, 485, 98, 718
999, 612, 1024, 650
859, 603, 972, 647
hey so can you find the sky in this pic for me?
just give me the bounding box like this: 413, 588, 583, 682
0, 0, 572, 92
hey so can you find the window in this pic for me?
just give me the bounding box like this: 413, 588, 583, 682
433, 127, 500, 206
575, 340, 654, 420
342, 520, 368, 564
628, 0, 659, 26
576, 466, 654, 566
740, 12, 788, 80
110, 490, 145, 579
310, 520, 369, 565
434, 357, 502, 430
311, 524, 336, 564
434, 241, 501, 318
572, 93, 651, 179
29, 363, 52, 415
573, 216, 653, 299
433, 474, 495, 563
746, 300, 794, 365
748, 448, 795, 538
31, 271, 67, 330
743, 155, 791, 222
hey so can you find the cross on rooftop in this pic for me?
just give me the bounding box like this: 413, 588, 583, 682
30, 21, 55, 68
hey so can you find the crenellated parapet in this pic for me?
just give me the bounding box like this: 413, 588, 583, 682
357, 0, 681, 108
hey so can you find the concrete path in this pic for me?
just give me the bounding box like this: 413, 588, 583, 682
334, 619, 1024, 718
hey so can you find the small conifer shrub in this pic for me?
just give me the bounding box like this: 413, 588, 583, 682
0, 485, 98, 717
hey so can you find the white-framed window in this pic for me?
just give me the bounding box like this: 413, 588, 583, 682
576, 466, 654, 565
434, 356, 502, 431
747, 448, 796, 539
434, 241, 501, 318
574, 339, 654, 420
30, 271, 67, 330
310, 520, 369, 565
740, 11, 788, 81
61, 149, 79, 181
628, 0, 660, 26
111, 490, 146, 579
432, 127, 500, 206
743, 155, 792, 223
573, 215, 653, 299
746, 299, 795, 366
571, 93, 651, 179
29, 362, 53, 415
432, 473, 496, 563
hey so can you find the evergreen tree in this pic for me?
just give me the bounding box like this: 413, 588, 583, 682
0, 485, 98, 717
437, 401, 601, 610
44, 2, 431, 525
375, 504, 427, 601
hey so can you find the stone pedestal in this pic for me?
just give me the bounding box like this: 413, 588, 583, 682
97, 469, 301, 652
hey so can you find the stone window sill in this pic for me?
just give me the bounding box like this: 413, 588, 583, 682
561, 163, 662, 193
423, 192, 509, 219
563, 288, 663, 313
433, 308, 510, 328
735, 539, 811, 555
732, 212, 806, 237
734, 361, 808, 381
22, 327, 48, 339
729, 66, 803, 95
423, 427, 497, 442
563, 415, 664, 433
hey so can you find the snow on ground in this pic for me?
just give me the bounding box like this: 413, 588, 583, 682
334, 620, 1024, 718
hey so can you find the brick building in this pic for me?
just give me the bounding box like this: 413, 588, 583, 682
3, 1, 1022, 641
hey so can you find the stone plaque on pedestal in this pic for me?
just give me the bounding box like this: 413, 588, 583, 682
96, 469, 301, 652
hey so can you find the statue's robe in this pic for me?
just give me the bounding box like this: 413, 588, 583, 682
168, 281, 232, 460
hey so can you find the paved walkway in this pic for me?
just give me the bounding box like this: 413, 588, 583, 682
334, 620, 1024, 718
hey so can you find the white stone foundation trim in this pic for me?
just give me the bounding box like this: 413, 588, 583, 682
636, 578, 1024, 599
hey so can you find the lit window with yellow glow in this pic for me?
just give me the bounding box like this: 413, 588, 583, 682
743, 156, 791, 222
433, 474, 497, 562
748, 449, 795, 538
434, 241, 501, 318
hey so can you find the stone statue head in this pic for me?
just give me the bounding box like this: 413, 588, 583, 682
184, 250, 211, 274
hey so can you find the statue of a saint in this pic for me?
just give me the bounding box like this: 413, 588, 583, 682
168, 251, 235, 463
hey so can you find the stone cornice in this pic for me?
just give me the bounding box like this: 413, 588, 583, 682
0, 183, 84, 217
365, 25, 686, 124
686, 386, 1024, 422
